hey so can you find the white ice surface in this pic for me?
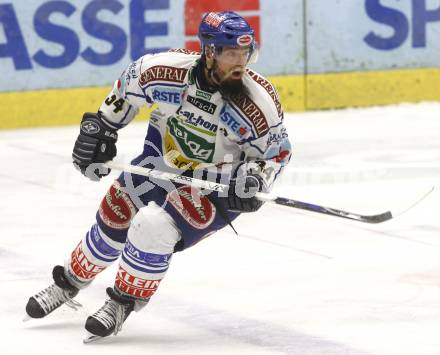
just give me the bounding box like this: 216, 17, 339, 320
1, 102, 440, 354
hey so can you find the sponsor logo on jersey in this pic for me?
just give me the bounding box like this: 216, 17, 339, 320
220, 107, 249, 137
127, 62, 138, 79
196, 90, 212, 101
123, 62, 139, 90
265, 141, 291, 165
246, 69, 283, 119
115, 266, 161, 299
164, 139, 199, 170
230, 94, 269, 137
81, 121, 100, 134
167, 185, 216, 229
139, 65, 188, 86
70, 242, 107, 280
98, 181, 137, 230
152, 87, 182, 105
117, 78, 126, 96
187, 95, 217, 114
178, 110, 218, 134
266, 127, 288, 145
167, 116, 215, 162
118, 62, 139, 95
237, 34, 253, 46
274, 149, 291, 163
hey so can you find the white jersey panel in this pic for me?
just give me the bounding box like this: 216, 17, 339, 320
97, 49, 292, 190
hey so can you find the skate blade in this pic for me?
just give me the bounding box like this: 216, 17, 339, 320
83, 333, 103, 344
23, 315, 32, 322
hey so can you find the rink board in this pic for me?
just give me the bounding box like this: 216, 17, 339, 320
306, 67, 440, 110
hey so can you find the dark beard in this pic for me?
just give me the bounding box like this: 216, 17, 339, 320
219, 78, 250, 99
197, 57, 250, 99
210, 59, 250, 99
220, 79, 248, 99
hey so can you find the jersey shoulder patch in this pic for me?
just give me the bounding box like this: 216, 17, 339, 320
246, 69, 283, 119
138, 51, 198, 87
139, 65, 188, 87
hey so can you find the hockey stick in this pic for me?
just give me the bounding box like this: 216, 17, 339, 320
104, 161, 398, 224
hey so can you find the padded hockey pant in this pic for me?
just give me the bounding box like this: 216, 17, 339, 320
64, 153, 240, 303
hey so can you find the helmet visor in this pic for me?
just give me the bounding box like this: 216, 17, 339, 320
213, 44, 259, 65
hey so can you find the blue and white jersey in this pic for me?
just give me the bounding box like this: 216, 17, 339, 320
98, 49, 292, 191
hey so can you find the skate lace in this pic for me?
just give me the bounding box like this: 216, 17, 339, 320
35, 284, 81, 313
92, 299, 128, 336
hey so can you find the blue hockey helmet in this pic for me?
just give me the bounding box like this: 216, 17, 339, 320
198, 11, 258, 63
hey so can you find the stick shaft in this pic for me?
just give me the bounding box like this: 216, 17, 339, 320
104, 161, 229, 193
104, 161, 392, 223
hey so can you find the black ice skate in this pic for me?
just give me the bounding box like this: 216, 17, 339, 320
25, 265, 81, 319
84, 287, 137, 343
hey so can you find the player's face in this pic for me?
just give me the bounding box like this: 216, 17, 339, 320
214, 46, 250, 82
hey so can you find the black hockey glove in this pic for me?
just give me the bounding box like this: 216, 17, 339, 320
72, 112, 118, 181
223, 174, 264, 213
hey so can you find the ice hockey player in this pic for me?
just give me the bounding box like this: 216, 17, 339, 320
25, 11, 292, 341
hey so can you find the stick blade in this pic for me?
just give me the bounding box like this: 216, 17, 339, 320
274, 197, 394, 224
360, 211, 393, 224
